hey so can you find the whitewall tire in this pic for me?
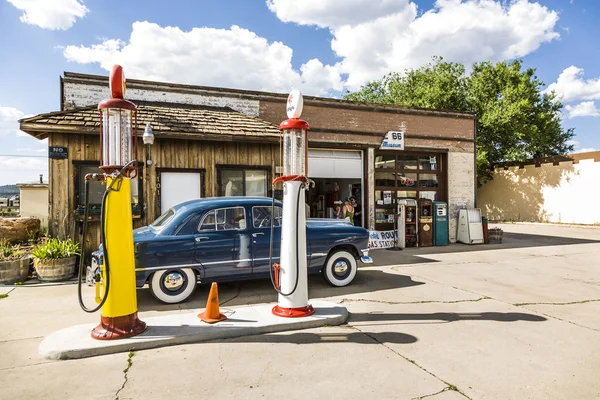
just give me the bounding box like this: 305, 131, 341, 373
150, 268, 197, 304
323, 250, 357, 287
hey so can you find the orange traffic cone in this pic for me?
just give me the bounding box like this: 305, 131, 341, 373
198, 282, 227, 324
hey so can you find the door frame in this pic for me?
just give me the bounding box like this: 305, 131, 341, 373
156, 168, 205, 219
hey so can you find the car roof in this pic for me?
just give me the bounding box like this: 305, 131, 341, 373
172, 197, 282, 214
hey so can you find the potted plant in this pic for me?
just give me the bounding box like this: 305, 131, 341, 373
0, 239, 31, 284
32, 238, 80, 281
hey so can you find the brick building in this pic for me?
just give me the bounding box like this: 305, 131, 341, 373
20, 72, 476, 253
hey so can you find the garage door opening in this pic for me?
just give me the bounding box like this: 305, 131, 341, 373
307, 149, 363, 227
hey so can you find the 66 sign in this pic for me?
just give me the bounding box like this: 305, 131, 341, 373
380, 130, 405, 150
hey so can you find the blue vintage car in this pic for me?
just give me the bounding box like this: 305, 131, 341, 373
91, 197, 372, 304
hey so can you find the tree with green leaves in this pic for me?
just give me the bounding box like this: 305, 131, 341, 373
344, 57, 574, 185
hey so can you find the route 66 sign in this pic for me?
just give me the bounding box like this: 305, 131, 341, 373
380, 131, 404, 150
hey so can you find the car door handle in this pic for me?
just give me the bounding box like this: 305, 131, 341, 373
195, 236, 210, 242
252, 232, 264, 237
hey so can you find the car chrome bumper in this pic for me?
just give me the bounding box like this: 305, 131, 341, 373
360, 248, 373, 264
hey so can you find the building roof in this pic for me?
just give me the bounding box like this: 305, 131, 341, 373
19, 102, 281, 142
62, 71, 476, 119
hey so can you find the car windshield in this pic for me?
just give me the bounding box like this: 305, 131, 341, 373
150, 209, 175, 229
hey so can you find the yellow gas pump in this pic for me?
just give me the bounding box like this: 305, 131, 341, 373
77, 65, 146, 340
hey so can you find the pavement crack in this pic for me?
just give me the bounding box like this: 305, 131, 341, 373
347, 325, 472, 400
340, 297, 490, 305
411, 387, 465, 400
514, 299, 600, 306
115, 350, 135, 400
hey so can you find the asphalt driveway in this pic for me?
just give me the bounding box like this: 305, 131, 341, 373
1, 223, 599, 400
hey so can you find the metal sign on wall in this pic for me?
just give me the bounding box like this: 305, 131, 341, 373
48, 146, 68, 159
380, 131, 405, 150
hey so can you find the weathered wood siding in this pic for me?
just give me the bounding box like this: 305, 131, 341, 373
48, 132, 280, 259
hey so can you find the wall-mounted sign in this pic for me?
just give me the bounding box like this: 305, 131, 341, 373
380, 131, 404, 150
49, 146, 68, 159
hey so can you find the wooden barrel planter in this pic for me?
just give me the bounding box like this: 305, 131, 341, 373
34, 256, 77, 282
0, 258, 31, 284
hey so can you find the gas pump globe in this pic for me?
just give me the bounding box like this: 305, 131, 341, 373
98, 65, 138, 173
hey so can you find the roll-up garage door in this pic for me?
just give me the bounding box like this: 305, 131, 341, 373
308, 149, 362, 179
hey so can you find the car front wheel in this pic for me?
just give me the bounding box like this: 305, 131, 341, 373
150, 268, 197, 304
323, 250, 357, 287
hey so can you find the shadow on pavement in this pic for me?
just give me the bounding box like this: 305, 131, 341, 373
140, 327, 418, 345
349, 311, 547, 324
371, 231, 600, 267
137, 269, 426, 312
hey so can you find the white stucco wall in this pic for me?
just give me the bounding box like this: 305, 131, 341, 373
448, 151, 476, 242
18, 187, 48, 228
478, 156, 600, 224
63, 82, 260, 117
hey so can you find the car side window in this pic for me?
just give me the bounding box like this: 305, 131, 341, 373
199, 207, 246, 232
252, 206, 282, 228
216, 207, 246, 231
198, 211, 216, 231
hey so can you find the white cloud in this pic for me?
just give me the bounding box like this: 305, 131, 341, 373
7, 0, 88, 30
266, 0, 410, 28
573, 148, 597, 153
63, 22, 342, 96
269, 0, 560, 89
545, 66, 600, 102
0, 106, 33, 137
564, 101, 600, 118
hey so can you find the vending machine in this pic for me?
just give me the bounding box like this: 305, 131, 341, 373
418, 198, 433, 247
432, 201, 449, 246
398, 199, 418, 247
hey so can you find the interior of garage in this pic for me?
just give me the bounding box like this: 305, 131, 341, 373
306, 149, 363, 226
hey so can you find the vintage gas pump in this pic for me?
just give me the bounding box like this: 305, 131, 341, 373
270, 90, 314, 318
77, 65, 146, 340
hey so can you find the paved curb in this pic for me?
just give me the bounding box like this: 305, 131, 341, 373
39, 300, 348, 360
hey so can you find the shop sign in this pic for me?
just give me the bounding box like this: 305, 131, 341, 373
48, 146, 68, 159
380, 131, 404, 150
368, 230, 398, 249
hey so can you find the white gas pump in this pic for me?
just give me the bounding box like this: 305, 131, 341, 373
397, 200, 406, 250
270, 90, 314, 318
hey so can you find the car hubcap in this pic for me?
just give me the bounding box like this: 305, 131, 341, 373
163, 272, 185, 292
333, 260, 349, 277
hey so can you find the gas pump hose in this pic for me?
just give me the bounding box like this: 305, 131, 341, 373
77, 161, 137, 313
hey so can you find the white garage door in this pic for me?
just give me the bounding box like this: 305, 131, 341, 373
160, 172, 202, 214
308, 149, 362, 179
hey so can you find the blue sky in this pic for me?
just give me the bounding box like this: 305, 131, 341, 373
0, 0, 599, 186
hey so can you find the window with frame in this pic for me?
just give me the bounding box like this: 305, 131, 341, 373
374, 152, 443, 227
199, 207, 246, 231
252, 206, 282, 229
218, 167, 269, 197
75, 163, 142, 214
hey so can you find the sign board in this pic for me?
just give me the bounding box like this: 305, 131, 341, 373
49, 146, 68, 159
286, 89, 304, 119
368, 230, 397, 249
380, 131, 404, 150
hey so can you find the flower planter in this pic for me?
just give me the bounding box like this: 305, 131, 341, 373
0, 258, 30, 284
34, 256, 77, 282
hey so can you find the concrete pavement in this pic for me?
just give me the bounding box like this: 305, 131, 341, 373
1, 222, 599, 399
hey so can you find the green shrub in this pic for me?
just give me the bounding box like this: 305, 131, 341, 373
0, 238, 26, 262
31, 238, 80, 260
